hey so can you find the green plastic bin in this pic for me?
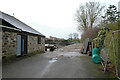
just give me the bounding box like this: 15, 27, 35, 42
92, 54, 101, 63
92, 48, 101, 63
93, 48, 100, 55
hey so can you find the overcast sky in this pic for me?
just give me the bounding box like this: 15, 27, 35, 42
0, 0, 120, 39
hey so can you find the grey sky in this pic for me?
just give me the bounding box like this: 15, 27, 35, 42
0, 0, 120, 39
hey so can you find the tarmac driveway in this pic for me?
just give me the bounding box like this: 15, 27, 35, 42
2, 43, 111, 78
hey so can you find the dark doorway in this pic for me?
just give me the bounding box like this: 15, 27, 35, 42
21, 35, 27, 56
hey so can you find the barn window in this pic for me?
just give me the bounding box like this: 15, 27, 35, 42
38, 37, 41, 44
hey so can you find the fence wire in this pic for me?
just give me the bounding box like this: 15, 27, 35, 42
100, 30, 120, 79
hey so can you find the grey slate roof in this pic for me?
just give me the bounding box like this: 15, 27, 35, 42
0, 11, 45, 37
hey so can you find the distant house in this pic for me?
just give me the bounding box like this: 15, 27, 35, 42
0, 11, 45, 56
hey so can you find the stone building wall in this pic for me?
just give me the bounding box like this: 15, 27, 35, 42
2, 31, 17, 55
2, 30, 45, 55
28, 35, 45, 53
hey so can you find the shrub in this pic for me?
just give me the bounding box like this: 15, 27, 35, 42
93, 27, 110, 50
81, 27, 100, 43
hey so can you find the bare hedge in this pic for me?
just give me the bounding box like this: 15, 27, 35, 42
81, 27, 100, 43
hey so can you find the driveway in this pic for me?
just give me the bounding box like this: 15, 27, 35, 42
3, 43, 111, 78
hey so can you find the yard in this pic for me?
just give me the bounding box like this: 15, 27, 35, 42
2, 43, 113, 78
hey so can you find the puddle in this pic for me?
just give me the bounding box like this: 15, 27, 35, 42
49, 58, 57, 63
59, 52, 85, 57
73, 49, 80, 51
49, 60, 57, 63
56, 49, 63, 51
52, 58, 57, 60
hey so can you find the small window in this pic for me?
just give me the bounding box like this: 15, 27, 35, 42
38, 37, 41, 44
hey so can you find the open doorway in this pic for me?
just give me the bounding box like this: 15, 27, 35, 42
17, 35, 27, 56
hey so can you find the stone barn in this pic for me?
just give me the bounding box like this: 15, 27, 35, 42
0, 11, 45, 56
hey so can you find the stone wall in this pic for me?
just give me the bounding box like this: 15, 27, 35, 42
2, 31, 17, 55
2, 30, 45, 55
28, 35, 45, 53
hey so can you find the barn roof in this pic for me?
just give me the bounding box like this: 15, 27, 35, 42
0, 11, 45, 37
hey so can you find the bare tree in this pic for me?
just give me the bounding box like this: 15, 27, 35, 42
75, 2, 105, 32
73, 33, 79, 40
75, 5, 88, 31
68, 33, 73, 39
